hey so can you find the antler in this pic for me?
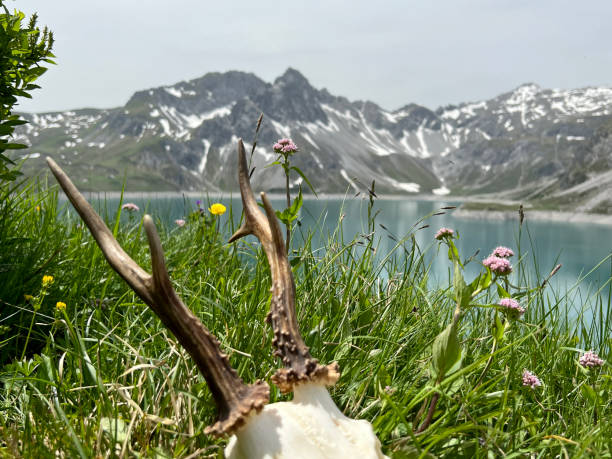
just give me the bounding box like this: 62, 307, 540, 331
46, 158, 269, 437
229, 140, 339, 393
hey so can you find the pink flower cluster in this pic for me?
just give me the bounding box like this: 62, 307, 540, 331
273, 138, 298, 154
579, 350, 604, 368
483, 255, 512, 275
492, 246, 514, 258
434, 227, 454, 240
522, 370, 542, 388
121, 203, 139, 212
483, 245, 514, 275
498, 298, 525, 318
175, 219, 186, 227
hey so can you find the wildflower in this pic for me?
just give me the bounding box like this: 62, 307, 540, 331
42, 275, 54, 287
209, 203, 226, 216
121, 203, 139, 212
483, 256, 512, 275
35, 206, 40, 212
383, 385, 396, 395
273, 138, 298, 155
56, 301, 66, 312
522, 370, 542, 388
175, 219, 186, 227
24, 294, 33, 301
492, 246, 514, 258
579, 350, 604, 368
434, 227, 454, 240
498, 297, 525, 318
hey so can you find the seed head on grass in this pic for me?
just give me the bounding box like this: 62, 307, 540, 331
579, 350, 604, 368
434, 227, 454, 240
522, 370, 542, 388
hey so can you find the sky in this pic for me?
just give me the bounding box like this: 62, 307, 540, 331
12, 0, 612, 113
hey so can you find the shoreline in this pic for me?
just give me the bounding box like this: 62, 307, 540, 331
58, 191, 612, 226
452, 208, 612, 226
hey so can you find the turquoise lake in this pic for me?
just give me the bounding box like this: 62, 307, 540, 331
87, 194, 612, 311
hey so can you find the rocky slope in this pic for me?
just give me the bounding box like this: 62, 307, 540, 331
12, 69, 612, 212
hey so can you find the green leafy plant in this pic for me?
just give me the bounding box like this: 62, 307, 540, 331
0, 1, 54, 182
270, 137, 316, 252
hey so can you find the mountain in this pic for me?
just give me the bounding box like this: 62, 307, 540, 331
12, 69, 612, 212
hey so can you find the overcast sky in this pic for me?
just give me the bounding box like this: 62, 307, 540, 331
12, 0, 612, 113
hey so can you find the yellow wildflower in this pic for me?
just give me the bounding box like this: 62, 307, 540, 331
42, 275, 54, 286
56, 301, 66, 312
35, 206, 40, 212
209, 203, 226, 216
24, 294, 33, 301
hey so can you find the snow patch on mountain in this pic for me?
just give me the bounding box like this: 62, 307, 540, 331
199, 139, 211, 173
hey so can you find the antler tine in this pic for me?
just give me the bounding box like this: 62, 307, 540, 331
46, 158, 269, 437
229, 140, 339, 394
228, 139, 270, 244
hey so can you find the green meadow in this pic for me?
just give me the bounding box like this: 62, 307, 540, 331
0, 176, 610, 458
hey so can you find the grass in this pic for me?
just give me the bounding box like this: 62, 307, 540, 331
0, 180, 610, 458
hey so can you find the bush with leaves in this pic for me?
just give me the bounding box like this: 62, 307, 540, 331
0, 1, 54, 182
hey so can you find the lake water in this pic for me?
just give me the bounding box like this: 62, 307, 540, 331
87, 194, 612, 311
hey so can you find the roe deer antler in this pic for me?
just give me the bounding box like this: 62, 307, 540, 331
46, 158, 269, 437
228, 140, 339, 393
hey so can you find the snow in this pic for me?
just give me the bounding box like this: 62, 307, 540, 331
415, 125, 431, 158
302, 132, 320, 150
164, 87, 182, 98
441, 108, 461, 120
317, 118, 339, 133
311, 152, 324, 169
255, 146, 275, 162
382, 111, 399, 123
198, 139, 210, 174
159, 119, 172, 137
303, 122, 319, 135
196, 105, 232, 123
432, 186, 450, 195
477, 129, 491, 140
321, 104, 359, 123
358, 112, 394, 156
271, 119, 291, 138
340, 169, 359, 192
460, 101, 487, 117
566, 136, 585, 141
359, 131, 392, 156
386, 177, 420, 193
150, 109, 160, 118
399, 131, 420, 157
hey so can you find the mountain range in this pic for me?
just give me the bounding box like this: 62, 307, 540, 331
13, 68, 612, 213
